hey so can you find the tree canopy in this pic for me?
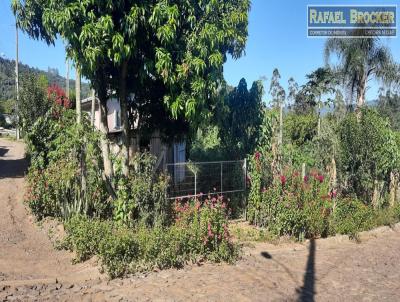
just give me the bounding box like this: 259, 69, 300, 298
217, 78, 264, 159
325, 38, 400, 112
13, 0, 251, 136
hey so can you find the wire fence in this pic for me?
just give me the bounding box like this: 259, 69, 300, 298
165, 160, 247, 200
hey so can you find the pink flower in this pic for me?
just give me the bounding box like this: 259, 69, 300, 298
317, 174, 324, 183
254, 151, 261, 161
208, 222, 213, 237
280, 175, 287, 186
329, 190, 337, 199
303, 175, 309, 183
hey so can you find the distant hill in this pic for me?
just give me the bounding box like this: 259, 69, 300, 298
0, 57, 91, 101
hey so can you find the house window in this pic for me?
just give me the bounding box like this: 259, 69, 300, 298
114, 110, 121, 129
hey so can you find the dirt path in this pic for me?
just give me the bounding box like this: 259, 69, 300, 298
1, 138, 400, 301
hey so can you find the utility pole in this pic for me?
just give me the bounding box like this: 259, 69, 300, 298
15, 18, 20, 140
66, 59, 69, 99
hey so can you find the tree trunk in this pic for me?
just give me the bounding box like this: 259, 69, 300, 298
372, 179, 384, 208
98, 85, 114, 180
389, 171, 397, 207
90, 89, 96, 126
372, 179, 379, 208
119, 60, 130, 177
76, 67, 81, 124
330, 157, 337, 191
356, 77, 366, 119
317, 97, 321, 136
396, 173, 400, 204
75, 67, 86, 198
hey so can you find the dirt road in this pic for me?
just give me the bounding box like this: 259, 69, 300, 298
1, 138, 400, 301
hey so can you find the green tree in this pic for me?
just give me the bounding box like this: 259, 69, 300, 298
325, 38, 399, 114
14, 0, 251, 180
18, 73, 49, 132
338, 109, 400, 206
377, 90, 400, 131
218, 78, 264, 159
287, 77, 299, 108
269, 68, 285, 162
303, 67, 336, 136
0, 99, 15, 115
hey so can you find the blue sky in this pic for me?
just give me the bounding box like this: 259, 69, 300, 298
1, 0, 399, 101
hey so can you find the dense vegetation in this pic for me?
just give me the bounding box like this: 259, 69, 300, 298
11, 0, 400, 279
15, 0, 250, 278
0, 57, 91, 112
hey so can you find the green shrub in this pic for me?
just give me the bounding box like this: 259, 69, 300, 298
113, 152, 171, 227
329, 199, 375, 237
25, 108, 111, 220
338, 109, 400, 204
63, 215, 112, 262
99, 227, 139, 278
62, 197, 239, 278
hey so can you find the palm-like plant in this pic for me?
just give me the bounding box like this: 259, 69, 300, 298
325, 38, 399, 113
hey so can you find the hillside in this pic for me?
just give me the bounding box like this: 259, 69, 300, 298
0, 57, 91, 102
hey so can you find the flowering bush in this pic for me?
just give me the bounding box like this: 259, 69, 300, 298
25, 109, 110, 220
174, 196, 238, 262
62, 197, 238, 278
246, 149, 400, 240
47, 84, 72, 109
247, 151, 334, 239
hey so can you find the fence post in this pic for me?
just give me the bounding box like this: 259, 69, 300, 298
220, 162, 223, 194
194, 169, 197, 197
301, 163, 306, 179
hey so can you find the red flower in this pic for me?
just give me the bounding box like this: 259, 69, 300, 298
48, 84, 71, 109
254, 151, 261, 161
280, 175, 287, 186
303, 175, 309, 183
316, 174, 324, 183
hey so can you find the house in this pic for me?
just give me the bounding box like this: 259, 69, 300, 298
81, 97, 186, 172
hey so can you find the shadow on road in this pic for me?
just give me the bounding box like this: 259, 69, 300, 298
297, 238, 316, 302
261, 238, 316, 302
0, 146, 27, 179
260, 251, 297, 284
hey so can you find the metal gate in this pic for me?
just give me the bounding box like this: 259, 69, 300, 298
165, 159, 247, 200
